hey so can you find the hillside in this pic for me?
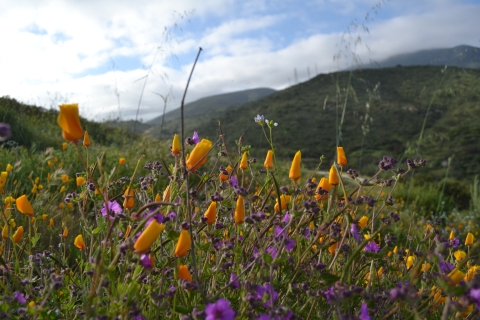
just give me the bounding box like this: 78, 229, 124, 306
372, 45, 480, 69
192, 66, 480, 180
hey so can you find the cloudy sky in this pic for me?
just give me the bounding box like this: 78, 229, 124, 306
1, 0, 479, 122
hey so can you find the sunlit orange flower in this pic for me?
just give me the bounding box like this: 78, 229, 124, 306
76, 176, 86, 186
2, 225, 8, 239
63, 227, 68, 238
163, 185, 170, 202
328, 165, 339, 186
179, 264, 192, 282
358, 216, 368, 229
12, 226, 23, 243
16, 195, 34, 216
49, 218, 54, 227
219, 166, 232, 181
74, 234, 86, 250
119, 158, 126, 165
123, 187, 135, 209
264, 150, 274, 169
6, 164, 13, 172
448, 269, 466, 285
274, 194, 291, 212
186, 139, 212, 171
337, 146, 347, 167
406, 256, 415, 269
83, 131, 91, 147
289, 151, 301, 181
175, 229, 192, 257
465, 232, 474, 246
134, 220, 166, 253
240, 152, 248, 170
315, 177, 332, 200
204, 202, 217, 225
171, 134, 181, 155
454, 250, 467, 261
57, 104, 83, 142
234, 195, 245, 225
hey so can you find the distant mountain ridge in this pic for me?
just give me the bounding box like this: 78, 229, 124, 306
371, 45, 480, 69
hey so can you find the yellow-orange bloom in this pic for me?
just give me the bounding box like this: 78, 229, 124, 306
123, 187, 135, 209
234, 195, 245, 225
119, 158, 126, 165
76, 176, 86, 186
448, 269, 466, 285
163, 185, 170, 202
61, 175, 69, 183
421, 263, 431, 272
83, 131, 91, 147
240, 152, 248, 170
337, 146, 347, 167
63, 227, 68, 238
175, 229, 192, 257
2, 225, 8, 239
179, 264, 192, 282
186, 139, 212, 171
12, 226, 24, 243
328, 242, 337, 255
134, 220, 166, 253
204, 202, 217, 225
74, 234, 86, 250
449, 230, 455, 240
406, 256, 415, 269
289, 151, 301, 181
274, 194, 291, 212
315, 177, 332, 200
6, 164, 13, 172
58, 104, 83, 142
264, 150, 274, 169
454, 250, 467, 261
465, 232, 474, 246
16, 195, 34, 216
0, 171, 7, 187
49, 218, 54, 227
171, 134, 181, 156
358, 216, 368, 229
219, 166, 232, 181
328, 165, 339, 186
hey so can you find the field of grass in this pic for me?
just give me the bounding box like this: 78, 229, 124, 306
0, 97, 479, 319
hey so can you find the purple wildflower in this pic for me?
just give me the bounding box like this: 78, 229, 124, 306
0, 123, 11, 141
229, 272, 240, 289
192, 131, 200, 144
229, 176, 238, 188
359, 302, 370, 320
205, 298, 236, 320
101, 200, 123, 219
364, 241, 380, 253
282, 211, 290, 223
14, 291, 26, 304
254, 114, 265, 124
256, 283, 278, 308
449, 237, 460, 249
140, 254, 153, 269
284, 238, 296, 252
266, 246, 277, 259
470, 288, 480, 309
439, 260, 455, 273
325, 286, 336, 303
350, 223, 361, 243
146, 212, 164, 226
275, 226, 284, 237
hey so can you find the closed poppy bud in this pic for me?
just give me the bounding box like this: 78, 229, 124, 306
76, 176, 86, 186
74, 234, 86, 250
329, 165, 339, 186
124, 225, 131, 239
49, 218, 54, 227
219, 166, 232, 181
63, 227, 68, 238
0, 171, 7, 187
171, 134, 181, 156
186, 139, 212, 171
119, 158, 126, 165
421, 263, 431, 272
448, 269, 466, 285
406, 256, 415, 269
449, 230, 455, 240
328, 242, 337, 255
234, 195, 245, 225
16, 195, 34, 216
274, 195, 291, 212
6, 164, 13, 172
240, 152, 248, 170
62, 142, 68, 150
204, 202, 217, 225
57, 104, 83, 142
123, 187, 135, 209
163, 185, 170, 202
358, 216, 368, 229
12, 226, 23, 243
61, 175, 69, 183
465, 232, 474, 246
315, 177, 332, 200
337, 146, 347, 167
264, 150, 274, 169
83, 131, 91, 147
134, 220, 166, 253
2, 225, 8, 239
175, 229, 192, 257
154, 193, 161, 202
179, 264, 192, 282
42, 214, 47, 221
289, 151, 301, 181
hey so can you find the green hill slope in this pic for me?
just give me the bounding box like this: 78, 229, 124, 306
193, 66, 480, 180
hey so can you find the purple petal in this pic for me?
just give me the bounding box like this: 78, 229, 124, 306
192, 131, 200, 144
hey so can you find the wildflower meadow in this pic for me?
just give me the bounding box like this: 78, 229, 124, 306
1, 97, 480, 319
